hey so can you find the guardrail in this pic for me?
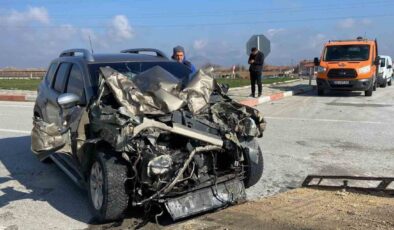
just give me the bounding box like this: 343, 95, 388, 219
302, 175, 394, 193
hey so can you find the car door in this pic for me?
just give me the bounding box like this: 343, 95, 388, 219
31, 62, 73, 159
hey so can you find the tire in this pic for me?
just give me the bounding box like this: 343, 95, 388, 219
242, 139, 264, 188
317, 88, 324, 96
373, 80, 377, 91
381, 80, 387, 88
365, 84, 373, 96
88, 152, 129, 223
388, 79, 392, 86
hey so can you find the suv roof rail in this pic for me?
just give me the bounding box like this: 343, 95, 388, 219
121, 48, 169, 59
59, 49, 94, 62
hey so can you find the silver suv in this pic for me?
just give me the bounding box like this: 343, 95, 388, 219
31, 48, 265, 223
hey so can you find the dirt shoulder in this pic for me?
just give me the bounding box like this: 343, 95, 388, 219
166, 188, 394, 230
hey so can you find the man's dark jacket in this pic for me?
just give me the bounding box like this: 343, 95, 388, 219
249, 51, 264, 72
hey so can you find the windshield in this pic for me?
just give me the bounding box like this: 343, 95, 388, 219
323, 45, 370, 61
380, 57, 386, 67
89, 62, 192, 93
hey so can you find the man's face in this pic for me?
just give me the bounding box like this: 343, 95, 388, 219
174, 51, 184, 62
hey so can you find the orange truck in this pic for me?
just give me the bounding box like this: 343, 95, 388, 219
314, 37, 380, 96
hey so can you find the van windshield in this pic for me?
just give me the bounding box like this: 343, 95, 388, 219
323, 45, 370, 61
380, 57, 386, 67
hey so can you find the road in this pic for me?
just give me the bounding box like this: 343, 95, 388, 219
0, 87, 393, 229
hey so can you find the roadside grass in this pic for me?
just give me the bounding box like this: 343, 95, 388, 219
0, 79, 41, 91
216, 76, 296, 88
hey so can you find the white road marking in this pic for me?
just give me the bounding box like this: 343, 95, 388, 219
0, 128, 30, 134
265, 116, 385, 125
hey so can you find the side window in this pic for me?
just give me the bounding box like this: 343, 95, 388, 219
53, 63, 71, 92
45, 63, 57, 85
66, 64, 86, 104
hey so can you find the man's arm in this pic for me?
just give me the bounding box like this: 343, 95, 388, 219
248, 54, 254, 64
254, 52, 264, 65
190, 63, 196, 73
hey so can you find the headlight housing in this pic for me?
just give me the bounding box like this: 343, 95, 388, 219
317, 66, 326, 73
358, 65, 371, 74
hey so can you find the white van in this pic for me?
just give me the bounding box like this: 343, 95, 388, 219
378, 55, 393, 87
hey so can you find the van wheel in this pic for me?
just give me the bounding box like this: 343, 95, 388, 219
373, 81, 377, 91
317, 88, 324, 96
388, 79, 392, 86
88, 152, 129, 223
365, 85, 373, 96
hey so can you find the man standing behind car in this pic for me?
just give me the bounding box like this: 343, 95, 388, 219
172, 45, 196, 73
248, 47, 264, 97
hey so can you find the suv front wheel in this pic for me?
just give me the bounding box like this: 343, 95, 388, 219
88, 152, 129, 222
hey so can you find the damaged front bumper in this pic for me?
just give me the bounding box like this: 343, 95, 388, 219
164, 178, 246, 220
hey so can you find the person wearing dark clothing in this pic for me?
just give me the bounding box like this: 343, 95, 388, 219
248, 47, 264, 97
171, 45, 196, 73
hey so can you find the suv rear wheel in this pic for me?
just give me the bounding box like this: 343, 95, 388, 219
88, 152, 129, 222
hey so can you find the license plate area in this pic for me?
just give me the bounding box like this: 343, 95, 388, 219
333, 80, 350, 85
165, 179, 246, 220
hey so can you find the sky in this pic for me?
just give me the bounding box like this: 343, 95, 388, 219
0, 0, 394, 68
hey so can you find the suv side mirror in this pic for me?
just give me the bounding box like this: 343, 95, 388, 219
313, 57, 320, 66
57, 93, 80, 109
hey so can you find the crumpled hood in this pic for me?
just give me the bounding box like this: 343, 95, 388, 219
99, 66, 214, 115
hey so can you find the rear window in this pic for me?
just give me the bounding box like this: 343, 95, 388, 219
324, 45, 370, 61
45, 63, 57, 85
88, 62, 192, 93
53, 63, 71, 93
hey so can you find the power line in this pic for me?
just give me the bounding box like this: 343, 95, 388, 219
2, 0, 393, 19
44, 2, 394, 21
0, 13, 393, 29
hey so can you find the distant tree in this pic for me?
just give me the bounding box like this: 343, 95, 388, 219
234, 64, 247, 72
293, 65, 300, 74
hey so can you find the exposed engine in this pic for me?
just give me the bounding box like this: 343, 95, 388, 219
87, 66, 266, 219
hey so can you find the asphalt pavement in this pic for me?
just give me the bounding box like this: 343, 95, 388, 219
247, 87, 394, 198
0, 86, 394, 229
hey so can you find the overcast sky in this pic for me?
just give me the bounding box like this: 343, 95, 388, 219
0, 0, 393, 68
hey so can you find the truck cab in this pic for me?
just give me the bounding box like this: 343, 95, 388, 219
377, 55, 393, 87
314, 37, 379, 96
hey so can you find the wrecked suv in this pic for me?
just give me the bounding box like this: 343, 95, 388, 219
31, 48, 266, 222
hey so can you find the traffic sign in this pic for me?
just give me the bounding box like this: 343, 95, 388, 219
246, 34, 271, 57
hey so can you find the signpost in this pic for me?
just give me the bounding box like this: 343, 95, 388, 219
246, 34, 271, 57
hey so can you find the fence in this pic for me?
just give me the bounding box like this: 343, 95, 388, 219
0, 70, 46, 79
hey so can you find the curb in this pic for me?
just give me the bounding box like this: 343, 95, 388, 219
229, 79, 303, 91
0, 94, 36, 102
239, 86, 314, 107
